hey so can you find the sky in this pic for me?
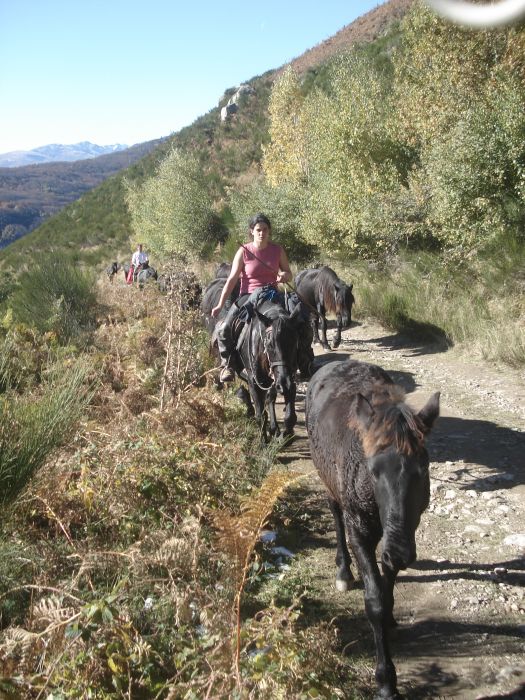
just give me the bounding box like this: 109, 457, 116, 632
0, 0, 381, 154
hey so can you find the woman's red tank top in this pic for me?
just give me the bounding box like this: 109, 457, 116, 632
240, 242, 282, 294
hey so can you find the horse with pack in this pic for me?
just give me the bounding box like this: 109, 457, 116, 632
306, 358, 440, 699
122, 262, 158, 288
295, 265, 355, 350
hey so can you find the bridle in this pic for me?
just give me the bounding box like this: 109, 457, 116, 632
247, 314, 295, 391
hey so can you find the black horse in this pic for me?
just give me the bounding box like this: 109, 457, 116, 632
295, 265, 354, 350
306, 359, 439, 700
235, 301, 304, 440
106, 262, 121, 283
200, 263, 240, 334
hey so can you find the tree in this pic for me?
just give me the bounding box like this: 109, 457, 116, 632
125, 147, 217, 260
262, 67, 308, 187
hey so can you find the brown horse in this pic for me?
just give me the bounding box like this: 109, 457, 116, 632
295, 265, 354, 350
306, 359, 439, 699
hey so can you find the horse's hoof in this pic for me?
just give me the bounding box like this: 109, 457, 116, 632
336, 578, 353, 592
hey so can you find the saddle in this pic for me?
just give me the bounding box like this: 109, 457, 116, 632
234, 298, 283, 351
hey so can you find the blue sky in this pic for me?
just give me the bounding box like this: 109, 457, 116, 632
0, 0, 380, 153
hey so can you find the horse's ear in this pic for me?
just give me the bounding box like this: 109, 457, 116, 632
348, 283, 353, 292
289, 304, 303, 322
354, 393, 374, 428
418, 391, 440, 432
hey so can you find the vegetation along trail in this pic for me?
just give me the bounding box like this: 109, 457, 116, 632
272, 318, 525, 700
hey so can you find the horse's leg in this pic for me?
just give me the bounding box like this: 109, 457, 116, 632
318, 305, 331, 350
382, 564, 399, 628
282, 380, 297, 437
235, 385, 255, 417
350, 529, 400, 699
327, 498, 354, 591
248, 379, 268, 442
311, 316, 321, 345
332, 313, 342, 349
266, 386, 280, 439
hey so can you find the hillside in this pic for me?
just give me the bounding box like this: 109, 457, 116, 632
0, 138, 165, 250
287, 0, 412, 74
0, 0, 411, 269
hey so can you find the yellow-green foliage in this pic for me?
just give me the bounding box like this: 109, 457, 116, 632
125, 146, 217, 260
262, 67, 308, 186
300, 53, 405, 255
259, 3, 525, 259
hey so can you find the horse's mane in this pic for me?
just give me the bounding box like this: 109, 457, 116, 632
351, 384, 426, 456
316, 267, 341, 315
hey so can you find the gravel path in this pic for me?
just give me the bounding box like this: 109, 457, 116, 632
278, 319, 525, 699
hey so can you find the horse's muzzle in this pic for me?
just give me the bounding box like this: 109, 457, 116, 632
381, 541, 416, 572
274, 370, 293, 396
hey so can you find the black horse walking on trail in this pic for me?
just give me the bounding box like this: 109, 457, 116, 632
306, 359, 440, 699
295, 265, 354, 350
229, 299, 306, 440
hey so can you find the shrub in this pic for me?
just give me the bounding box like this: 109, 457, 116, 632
125, 146, 219, 261
0, 361, 93, 507
7, 258, 97, 342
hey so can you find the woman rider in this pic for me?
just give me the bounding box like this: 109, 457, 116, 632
211, 213, 292, 383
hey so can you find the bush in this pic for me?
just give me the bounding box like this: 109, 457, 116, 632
125, 146, 219, 261
7, 258, 97, 342
0, 361, 93, 507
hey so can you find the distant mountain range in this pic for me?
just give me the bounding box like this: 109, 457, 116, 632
0, 141, 130, 168
0, 138, 166, 249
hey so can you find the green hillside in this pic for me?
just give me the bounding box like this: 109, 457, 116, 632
0, 73, 274, 271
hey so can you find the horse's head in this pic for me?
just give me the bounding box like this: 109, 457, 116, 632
335, 282, 355, 328
352, 390, 440, 572
256, 306, 302, 396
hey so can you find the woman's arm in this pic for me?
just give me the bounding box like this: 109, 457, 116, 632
211, 248, 244, 317
276, 246, 292, 284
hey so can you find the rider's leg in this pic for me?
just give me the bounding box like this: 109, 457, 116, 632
216, 296, 248, 382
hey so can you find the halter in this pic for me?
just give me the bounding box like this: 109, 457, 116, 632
246, 315, 292, 391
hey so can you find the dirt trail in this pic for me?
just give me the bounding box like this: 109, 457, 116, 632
277, 319, 525, 700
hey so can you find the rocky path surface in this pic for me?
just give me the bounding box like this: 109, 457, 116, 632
277, 319, 525, 700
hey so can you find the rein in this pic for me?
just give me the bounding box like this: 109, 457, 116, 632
246, 321, 274, 391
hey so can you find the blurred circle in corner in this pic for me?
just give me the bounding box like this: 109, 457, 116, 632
424, 0, 525, 28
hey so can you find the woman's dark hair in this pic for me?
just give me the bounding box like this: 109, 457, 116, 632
248, 213, 271, 230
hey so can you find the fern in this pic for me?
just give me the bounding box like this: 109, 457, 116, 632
212, 468, 303, 684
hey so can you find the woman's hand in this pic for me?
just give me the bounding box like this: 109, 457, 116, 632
211, 305, 222, 318
277, 270, 291, 283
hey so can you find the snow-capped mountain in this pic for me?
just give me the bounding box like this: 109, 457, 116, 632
0, 141, 129, 167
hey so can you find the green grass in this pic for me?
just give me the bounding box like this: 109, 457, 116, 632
0, 360, 93, 507
336, 241, 525, 366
